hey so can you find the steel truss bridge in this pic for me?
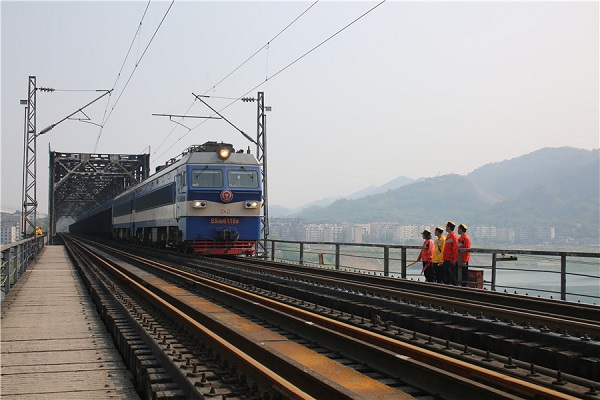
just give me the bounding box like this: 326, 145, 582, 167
48, 151, 149, 244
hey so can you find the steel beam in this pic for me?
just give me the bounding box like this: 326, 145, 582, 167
256, 92, 269, 258
21, 76, 37, 238
48, 151, 149, 244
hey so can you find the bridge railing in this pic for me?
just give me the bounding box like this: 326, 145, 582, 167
266, 239, 599, 304
1, 235, 45, 301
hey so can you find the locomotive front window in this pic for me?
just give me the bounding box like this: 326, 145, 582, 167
191, 169, 223, 188
227, 170, 259, 188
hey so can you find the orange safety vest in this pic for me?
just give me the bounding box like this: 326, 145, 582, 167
458, 233, 471, 263
443, 231, 459, 263
418, 239, 434, 262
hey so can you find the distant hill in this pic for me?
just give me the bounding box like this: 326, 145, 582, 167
468, 147, 599, 199
271, 176, 415, 217
269, 204, 293, 218
347, 176, 415, 199
296, 174, 490, 224
289, 147, 599, 238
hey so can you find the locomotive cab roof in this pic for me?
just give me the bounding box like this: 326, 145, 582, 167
155, 141, 257, 173
112, 141, 260, 204
183, 150, 258, 166
184, 141, 238, 155
183, 141, 258, 165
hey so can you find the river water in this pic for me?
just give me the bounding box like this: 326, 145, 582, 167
475, 256, 599, 304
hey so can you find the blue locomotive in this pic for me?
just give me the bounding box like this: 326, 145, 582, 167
71, 142, 262, 256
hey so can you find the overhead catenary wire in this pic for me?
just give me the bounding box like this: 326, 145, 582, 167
245, 0, 387, 92
48, 88, 109, 92
154, 0, 387, 163
203, 0, 320, 96
151, 0, 320, 161
94, 0, 174, 153
103, 0, 174, 128
94, 0, 151, 153
111, 0, 152, 92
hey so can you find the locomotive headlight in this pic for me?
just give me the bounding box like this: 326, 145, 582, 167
218, 147, 231, 160
193, 200, 207, 209
244, 200, 259, 209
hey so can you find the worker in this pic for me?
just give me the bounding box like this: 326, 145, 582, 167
432, 226, 445, 283
457, 224, 471, 286
443, 221, 459, 285
36, 226, 43, 235
416, 229, 435, 282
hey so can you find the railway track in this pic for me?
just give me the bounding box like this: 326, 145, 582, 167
120, 245, 597, 380
64, 236, 598, 399
190, 256, 600, 383
211, 256, 600, 335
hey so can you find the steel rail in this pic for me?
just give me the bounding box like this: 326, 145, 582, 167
203, 256, 600, 338
68, 238, 316, 400
245, 256, 599, 317
90, 241, 583, 400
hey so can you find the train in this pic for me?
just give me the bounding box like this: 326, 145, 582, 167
70, 141, 262, 256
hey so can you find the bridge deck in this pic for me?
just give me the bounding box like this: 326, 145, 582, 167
0, 245, 140, 399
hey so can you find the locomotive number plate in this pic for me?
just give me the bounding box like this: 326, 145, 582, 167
210, 217, 240, 224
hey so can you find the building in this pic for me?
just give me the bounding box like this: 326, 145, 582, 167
344, 224, 365, 243
394, 225, 432, 241
304, 223, 344, 242
369, 222, 397, 242
474, 225, 497, 239
495, 228, 516, 243
1, 211, 21, 244
268, 218, 305, 241
1, 225, 19, 244
537, 227, 556, 242
267, 218, 561, 246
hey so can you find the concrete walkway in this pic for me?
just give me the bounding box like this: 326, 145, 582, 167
1, 245, 140, 399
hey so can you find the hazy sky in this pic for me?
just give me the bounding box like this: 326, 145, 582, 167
1, 1, 598, 213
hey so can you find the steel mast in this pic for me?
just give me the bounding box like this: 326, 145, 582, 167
21, 76, 37, 238
256, 92, 269, 258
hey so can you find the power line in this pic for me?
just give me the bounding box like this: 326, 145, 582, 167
111, 1, 152, 92
151, 1, 320, 162
94, 0, 175, 153
254, 0, 387, 88
93, 1, 151, 153
154, 0, 387, 162
105, 0, 174, 123
49, 88, 109, 92
152, 101, 198, 159
203, 0, 320, 95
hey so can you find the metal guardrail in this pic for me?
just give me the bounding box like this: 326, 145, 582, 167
1, 235, 45, 301
267, 239, 600, 303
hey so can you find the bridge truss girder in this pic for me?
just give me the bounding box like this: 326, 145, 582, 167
48, 151, 150, 244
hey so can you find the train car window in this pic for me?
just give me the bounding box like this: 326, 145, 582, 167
181, 172, 187, 187
113, 201, 132, 217
192, 169, 223, 188
227, 170, 259, 188
135, 183, 176, 211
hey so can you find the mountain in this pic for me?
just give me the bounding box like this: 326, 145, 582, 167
269, 204, 293, 218
468, 147, 599, 199
472, 148, 599, 229
270, 196, 340, 217
297, 174, 490, 224
346, 176, 415, 199
288, 147, 599, 237
272, 176, 415, 217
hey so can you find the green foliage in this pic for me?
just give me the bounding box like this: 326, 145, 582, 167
294, 148, 599, 239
